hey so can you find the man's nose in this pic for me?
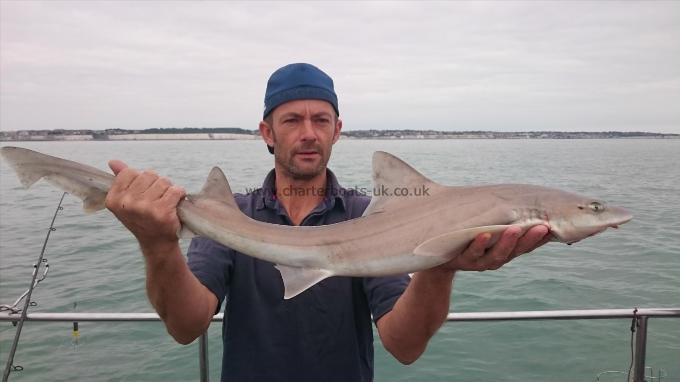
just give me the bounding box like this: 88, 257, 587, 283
300, 118, 317, 141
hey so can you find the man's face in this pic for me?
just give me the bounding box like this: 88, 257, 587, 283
261, 99, 342, 180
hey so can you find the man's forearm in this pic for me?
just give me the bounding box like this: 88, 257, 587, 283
376, 225, 551, 365
104, 161, 216, 344
377, 268, 455, 364
142, 241, 217, 345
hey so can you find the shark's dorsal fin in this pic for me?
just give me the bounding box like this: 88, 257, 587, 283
179, 166, 237, 239
362, 151, 442, 216
372, 151, 433, 188
199, 167, 236, 204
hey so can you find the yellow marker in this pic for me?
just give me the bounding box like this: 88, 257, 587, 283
72, 322, 79, 344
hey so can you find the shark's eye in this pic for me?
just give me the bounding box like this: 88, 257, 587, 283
589, 202, 605, 213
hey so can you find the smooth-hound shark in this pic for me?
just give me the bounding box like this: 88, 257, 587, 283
0, 147, 632, 299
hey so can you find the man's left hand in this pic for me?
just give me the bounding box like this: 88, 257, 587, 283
436, 225, 551, 272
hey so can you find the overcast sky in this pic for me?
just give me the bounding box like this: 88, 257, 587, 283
1, 1, 679, 133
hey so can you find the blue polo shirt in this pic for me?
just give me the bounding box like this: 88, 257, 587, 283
187, 169, 411, 382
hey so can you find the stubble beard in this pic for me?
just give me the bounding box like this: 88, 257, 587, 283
275, 142, 330, 181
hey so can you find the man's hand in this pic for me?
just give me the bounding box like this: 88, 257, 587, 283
105, 160, 186, 255
379, 225, 551, 364
436, 225, 551, 272
105, 161, 216, 343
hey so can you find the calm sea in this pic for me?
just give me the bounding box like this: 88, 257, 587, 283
0, 139, 678, 382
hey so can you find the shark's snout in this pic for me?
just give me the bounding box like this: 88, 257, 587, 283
548, 204, 632, 245
607, 206, 633, 228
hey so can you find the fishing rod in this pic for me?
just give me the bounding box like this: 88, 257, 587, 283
2, 192, 67, 382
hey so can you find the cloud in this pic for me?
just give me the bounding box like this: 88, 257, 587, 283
1, 1, 679, 133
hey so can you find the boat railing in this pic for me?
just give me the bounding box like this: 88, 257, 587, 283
1, 307, 678, 382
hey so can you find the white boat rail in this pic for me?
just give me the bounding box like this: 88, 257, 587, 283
1, 307, 678, 382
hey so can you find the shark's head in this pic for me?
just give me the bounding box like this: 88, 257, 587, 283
542, 191, 633, 245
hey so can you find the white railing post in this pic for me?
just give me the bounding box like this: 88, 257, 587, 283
632, 316, 648, 382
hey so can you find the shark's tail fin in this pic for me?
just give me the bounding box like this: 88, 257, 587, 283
0, 146, 115, 213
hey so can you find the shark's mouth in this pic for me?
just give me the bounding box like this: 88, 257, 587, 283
555, 221, 629, 246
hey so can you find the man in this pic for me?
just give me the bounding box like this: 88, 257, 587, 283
106, 63, 550, 381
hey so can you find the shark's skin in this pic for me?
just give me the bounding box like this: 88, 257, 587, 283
0, 146, 632, 299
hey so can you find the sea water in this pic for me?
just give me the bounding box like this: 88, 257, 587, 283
0, 139, 678, 381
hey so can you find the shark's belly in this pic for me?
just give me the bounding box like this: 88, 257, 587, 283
330, 250, 448, 276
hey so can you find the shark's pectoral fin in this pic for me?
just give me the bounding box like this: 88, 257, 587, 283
275, 265, 333, 299
414, 225, 511, 258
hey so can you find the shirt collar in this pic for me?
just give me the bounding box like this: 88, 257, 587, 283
255, 168, 347, 212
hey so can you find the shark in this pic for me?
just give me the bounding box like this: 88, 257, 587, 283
0, 146, 632, 299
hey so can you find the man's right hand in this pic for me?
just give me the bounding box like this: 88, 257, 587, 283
105, 160, 216, 343
105, 160, 186, 255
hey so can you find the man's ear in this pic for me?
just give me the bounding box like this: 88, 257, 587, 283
332, 118, 343, 144
259, 120, 275, 147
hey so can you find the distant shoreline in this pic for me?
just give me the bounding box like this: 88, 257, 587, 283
3, 136, 680, 142
1, 128, 678, 141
